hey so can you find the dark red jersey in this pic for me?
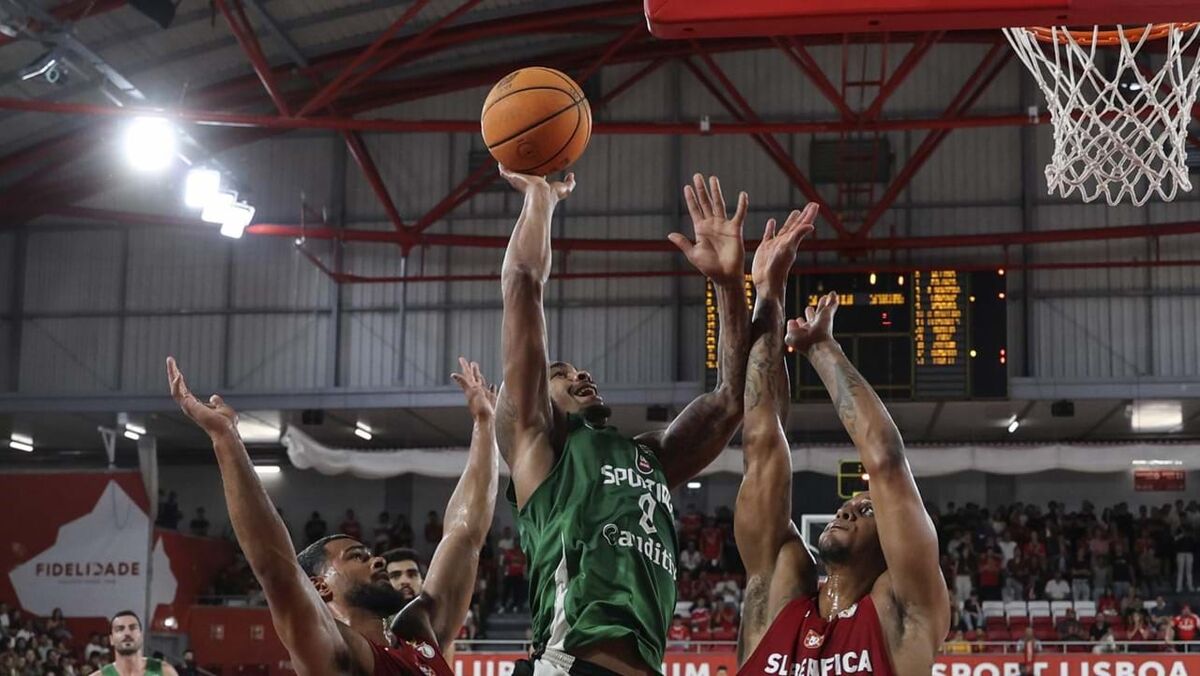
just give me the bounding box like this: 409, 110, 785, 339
739, 594, 895, 676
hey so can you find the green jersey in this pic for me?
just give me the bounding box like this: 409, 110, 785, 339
509, 414, 678, 673
100, 658, 164, 676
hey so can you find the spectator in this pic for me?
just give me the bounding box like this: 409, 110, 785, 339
1055, 609, 1086, 641
497, 527, 515, 553
699, 518, 723, 570
998, 530, 1018, 567
1097, 587, 1118, 616
1044, 572, 1071, 601
303, 511, 327, 545
680, 540, 703, 573
1017, 626, 1040, 676
1111, 546, 1136, 600
1175, 528, 1196, 592
667, 616, 691, 648
160, 491, 183, 530
712, 601, 739, 642
83, 633, 106, 661
189, 507, 210, 537
1174, 604, 1198, 644
1149, 595, 1172, 625
178, 648, 201, 676
372, 512, 392, 551
424, 511, 444, 552
944, 630, 972, 655
1092, 626, 1118, 654
1068, 545, 1092, 601
391, 514, 414, 548
961, 595, 983, 632
681, 505, 703, 539
1127, 612, 1155, 648
501, 540, 527, 613
339, 509, 362, 541
978, 548, 1003, 601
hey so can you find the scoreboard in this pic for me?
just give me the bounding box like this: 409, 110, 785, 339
703, 269, 1007, 400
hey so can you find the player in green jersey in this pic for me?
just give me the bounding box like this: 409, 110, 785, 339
496, 166, 785, 675
91, 611, 178, 676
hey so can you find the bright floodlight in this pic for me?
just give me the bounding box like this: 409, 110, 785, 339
1130, 401, 1182, 432
218, 202, 255, 239
253, 465, 281, 476
201, 191, 237, 224
124, 116, 177, 171
184, 168, 221, 208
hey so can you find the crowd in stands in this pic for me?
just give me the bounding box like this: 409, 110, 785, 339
934, 499, 1200, 651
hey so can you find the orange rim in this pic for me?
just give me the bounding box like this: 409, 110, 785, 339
1024, 22, 1199, 46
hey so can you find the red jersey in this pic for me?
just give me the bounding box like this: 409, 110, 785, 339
669, 623, 692, 641
1174, 614, 1198, 640
369, 638, 452, 676
740, 595, 895, 676
701, 528, 723, 560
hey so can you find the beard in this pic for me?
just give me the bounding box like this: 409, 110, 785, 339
818, 536, 852, 565
345, 581, 408, 617
114, 643, 140, 657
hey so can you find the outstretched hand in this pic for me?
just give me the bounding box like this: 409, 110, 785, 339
499, 165, 576, 201
451, 357, 497, 420
786, 291, 839, 355
671, 173, 748, 286
167, 357, 239, 438
751, 203, 817, 297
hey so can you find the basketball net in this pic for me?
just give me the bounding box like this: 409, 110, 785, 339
1003, 23, 1200, 206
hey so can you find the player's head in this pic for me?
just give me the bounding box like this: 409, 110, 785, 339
818, 492, 884, 573
297, 535, 407, 617
548, 361, 608, 421
109, 611, 142, 656
382, 547, 425, 601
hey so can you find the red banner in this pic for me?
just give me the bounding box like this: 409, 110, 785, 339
1134, 469, 1186, 491
933, 654, 1200, 675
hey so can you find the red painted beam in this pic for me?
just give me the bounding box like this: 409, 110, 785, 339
861, 31, 943, 122
213, 0, 292, 116
296, 0, 432, 116
773, 37, 856, 122
342, 131, 409, 237
857, 42, 1013, 238
242, 218, 1200, 253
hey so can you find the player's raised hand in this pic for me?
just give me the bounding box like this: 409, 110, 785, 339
672, 173, 748, 286
167, 357, 239, 438
786, 291, 839, 355
499, 165, 575, 201
751, 203, 817, 297
451, 357, 497, 421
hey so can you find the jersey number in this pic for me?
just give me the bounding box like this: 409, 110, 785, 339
638, 494, 658, 535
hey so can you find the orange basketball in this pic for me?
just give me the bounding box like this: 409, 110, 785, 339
481, 67, 592, 176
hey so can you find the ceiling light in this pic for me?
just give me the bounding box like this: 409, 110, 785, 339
9, 434, 33, 452
184, 168, 221, 209
1130, 401, 1182, 432
868, 272, 877, 285
354, 428, 373, 441
356, 421, 372, 433
686, 481, 701, 489
218, 202, 255, 239
125, 423, 146, 436
124, 117, 177, 172
253, 465, 281, 476
201, 191, 237, 224
1007, 418, 1020, 434
123, 430, 141, 441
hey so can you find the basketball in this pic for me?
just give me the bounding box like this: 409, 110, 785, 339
481, 67, 592, 176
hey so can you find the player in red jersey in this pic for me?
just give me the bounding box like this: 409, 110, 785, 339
733, 207, 949, 675
167, 356, 499, 676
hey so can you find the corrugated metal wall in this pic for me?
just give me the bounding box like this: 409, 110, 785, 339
4, 45, 1200, 397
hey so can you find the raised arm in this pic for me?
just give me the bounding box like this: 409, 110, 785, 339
735, 207, 817, 663
166, 358, 369, 675
398, 358, 500, 653
638, 174, 751, 488
494, 167, 574, 508
787, 297, 949, 646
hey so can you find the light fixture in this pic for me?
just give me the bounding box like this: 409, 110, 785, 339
1007, 418, 1020, 434
163, 616, 178, 629
897, 275, 905, 286
253, 465, 281, 476
201, 191, 237, 223
861, 473, 870, 481
1130, 401, 1183, 433
355, 421, 373, 441
868, 272, 877, 285
9, 433, 33, 452
123, 430, 141, 441
218, 202, 255, 239
686, 481, 702, 489
20, 51, 65, 84
124, 117, 177, 172
969, 349, 977, 358
125, 423, 146, 436
998, 268, 1006, 276
184, 168, 221, 209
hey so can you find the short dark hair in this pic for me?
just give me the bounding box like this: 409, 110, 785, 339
297, 535, 355, 577
382, 548, 425, 576
110, 610, 139, 630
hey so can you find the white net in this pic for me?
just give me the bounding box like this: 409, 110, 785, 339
1003, 23, 1200, 206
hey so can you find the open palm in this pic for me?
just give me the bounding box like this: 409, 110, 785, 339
671, 173, 748, 286
786, 292, 839, 355
167, 357, 239, 438
751, 203, 817, 296
451, 357, 497, 420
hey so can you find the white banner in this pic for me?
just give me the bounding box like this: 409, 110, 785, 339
8, 481, 177, 618
283, 427, 1200, 479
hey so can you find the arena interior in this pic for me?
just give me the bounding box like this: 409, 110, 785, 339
1, 0, 1199, 675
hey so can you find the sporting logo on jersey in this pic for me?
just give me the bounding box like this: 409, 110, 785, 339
412, 642, 436, 660
635, 445, 654, 474
763, 650, 874, 675
803, 630, 824, 649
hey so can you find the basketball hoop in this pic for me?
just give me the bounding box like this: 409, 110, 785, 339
1003, 22, 1200, 206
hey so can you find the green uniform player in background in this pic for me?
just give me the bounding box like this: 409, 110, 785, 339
92, 611, 178, 676
496, 166, 777, 675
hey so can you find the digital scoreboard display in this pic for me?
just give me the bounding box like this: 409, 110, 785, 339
703, 269, 1007, 400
